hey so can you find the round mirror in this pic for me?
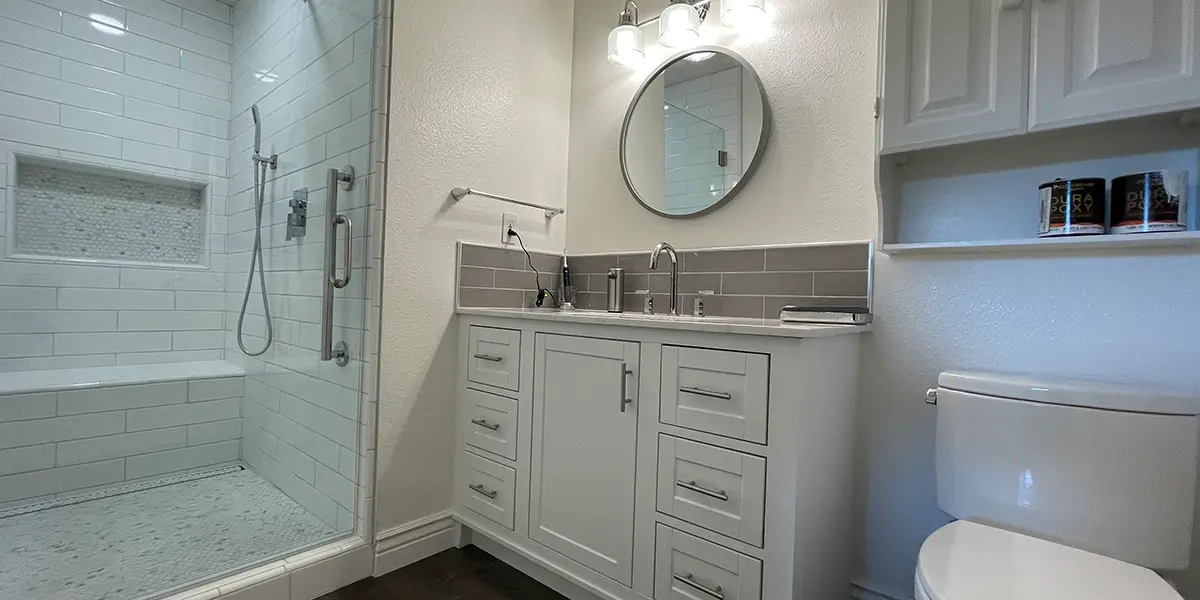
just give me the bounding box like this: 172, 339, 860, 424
621, 47, 770, 219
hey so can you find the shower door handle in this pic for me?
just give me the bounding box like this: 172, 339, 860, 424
321, 165, 355, 366
332, 215, 352, 289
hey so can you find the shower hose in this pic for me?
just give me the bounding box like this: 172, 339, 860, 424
236, 158, 274, 356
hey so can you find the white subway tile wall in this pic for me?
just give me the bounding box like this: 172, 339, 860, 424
0, 376, 243, 506
663, 67, 742, 215
223, 0, 382, 530
0, 0, 233, 370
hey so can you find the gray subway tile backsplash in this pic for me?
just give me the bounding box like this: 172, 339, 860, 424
458, 241, 872, 317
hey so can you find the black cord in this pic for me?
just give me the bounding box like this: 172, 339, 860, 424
511, 230, 560, 308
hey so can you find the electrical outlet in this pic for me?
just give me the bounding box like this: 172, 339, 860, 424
501, 213, 517, 244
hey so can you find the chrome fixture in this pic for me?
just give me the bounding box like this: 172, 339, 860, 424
648, 241, 680, 316
249, 104, 277, 169
321, 166, 355, 367
287, 188, 308, 241
450, 187, 564, 219
926, 388, 939, 405
237, 103, 277, 357
608, 0, 768, 67
636, 289, 653, 314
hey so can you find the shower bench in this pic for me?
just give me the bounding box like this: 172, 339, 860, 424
0, 361, 246, 511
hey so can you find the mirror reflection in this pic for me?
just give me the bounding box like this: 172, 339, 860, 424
622, 49, 768, 218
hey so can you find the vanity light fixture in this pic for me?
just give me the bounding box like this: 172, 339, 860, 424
659, 0, 704, 48
607, 1, 646, 66
608, 0, 768, 67
721, 0, 768, 30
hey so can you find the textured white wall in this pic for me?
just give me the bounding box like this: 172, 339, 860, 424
376, 0, 573, 534
858, 253, 1200, 600
565, 0, 878, 254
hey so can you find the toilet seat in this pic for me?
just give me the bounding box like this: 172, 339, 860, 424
916, 521, 1182, 600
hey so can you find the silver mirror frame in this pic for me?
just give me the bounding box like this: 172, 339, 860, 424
620, 46, 772, 219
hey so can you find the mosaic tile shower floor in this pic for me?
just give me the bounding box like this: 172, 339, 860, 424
0, 468, 340, 600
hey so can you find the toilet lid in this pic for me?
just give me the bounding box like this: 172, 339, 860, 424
917, 521, 1182, 600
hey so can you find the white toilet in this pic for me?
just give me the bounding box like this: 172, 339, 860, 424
918, 371, 1200, 600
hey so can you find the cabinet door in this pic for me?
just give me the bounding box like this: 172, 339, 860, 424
529, 334, 640, 586
1030, 0, 1200, 130
880, 0, 1029, 153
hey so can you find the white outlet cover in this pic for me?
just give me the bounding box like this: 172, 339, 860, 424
501, 213, 517, 244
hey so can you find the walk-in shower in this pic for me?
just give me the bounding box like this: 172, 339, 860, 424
0, 0, 385, 597
237, 103, 277, 357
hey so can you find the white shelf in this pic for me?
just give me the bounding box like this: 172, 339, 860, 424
882, 231, 1200, 256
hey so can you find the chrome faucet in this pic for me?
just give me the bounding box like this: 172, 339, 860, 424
649, 241, 680, 316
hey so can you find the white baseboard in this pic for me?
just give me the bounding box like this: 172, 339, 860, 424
851, 580, 910, 600
372, 510, 457, 577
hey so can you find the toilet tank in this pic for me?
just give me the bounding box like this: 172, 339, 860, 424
935, 371, 1200, 570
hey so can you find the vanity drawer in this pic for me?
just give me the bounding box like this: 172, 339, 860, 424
459, 450, 517, 530
654, 524, 762, 600
657, 435, 766, 547
464, 388, 518, 461
468, 326, 521, 392
660, 346, 769, 444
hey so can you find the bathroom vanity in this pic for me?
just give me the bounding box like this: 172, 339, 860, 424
451, 308, 867, 600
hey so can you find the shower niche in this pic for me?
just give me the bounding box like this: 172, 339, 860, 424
6, 155, 210, 268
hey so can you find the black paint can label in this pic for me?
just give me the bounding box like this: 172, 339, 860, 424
1038, 178, 1107, 237
1110, 171, 1189, 234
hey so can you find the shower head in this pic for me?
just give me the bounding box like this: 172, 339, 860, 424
251, 104, 262, 155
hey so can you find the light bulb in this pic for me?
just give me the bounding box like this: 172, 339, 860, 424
721, 0, 768, 30
659, 2, 701, 48
607, 24, 645, 66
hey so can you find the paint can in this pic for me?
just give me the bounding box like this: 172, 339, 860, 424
1110, 171, 1190, 234
1037, 178, 1107, 238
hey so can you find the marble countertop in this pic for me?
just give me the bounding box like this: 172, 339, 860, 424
457, 307, 872, 339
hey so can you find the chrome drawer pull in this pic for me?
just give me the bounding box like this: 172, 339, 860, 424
468, 483, 498, 499
673, 573, 724, 599
470, 418, 501, 431
677, 479, 729, 502
473, 353, 504, 362
680, 386, 732, 401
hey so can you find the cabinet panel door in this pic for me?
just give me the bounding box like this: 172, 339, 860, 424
880, 0, 1029, 153
1031, 0, 1200, 129
529, 334, 640, 586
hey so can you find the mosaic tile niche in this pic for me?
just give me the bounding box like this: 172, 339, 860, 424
12, 162, 206, 266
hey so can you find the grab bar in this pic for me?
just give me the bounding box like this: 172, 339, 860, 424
321, 165, 355, 366
451, 187, 565, 219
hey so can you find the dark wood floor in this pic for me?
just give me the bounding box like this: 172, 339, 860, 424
317, 546, 568, 600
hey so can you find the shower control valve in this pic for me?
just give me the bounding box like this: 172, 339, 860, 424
287, 188, 308, 241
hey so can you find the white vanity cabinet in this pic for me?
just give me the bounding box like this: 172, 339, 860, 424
879, 0, 1200, 153
453, 311, 865, 600
1030, 0, 1200, 130
529, 334, 640, 586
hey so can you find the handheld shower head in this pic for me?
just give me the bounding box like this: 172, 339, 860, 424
251, 104, 262, 155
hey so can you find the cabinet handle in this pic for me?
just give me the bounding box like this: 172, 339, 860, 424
620, 362, 634, 413
468, 483, 498, 499
673, 573, 724, 600
677, 479, 729, 502
999, 0, 1023, 10
680, 386, 732, 401
470, 418, 500, 431
473, 353, 504, 362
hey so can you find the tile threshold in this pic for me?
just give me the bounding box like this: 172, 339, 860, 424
160, 537, 367, 600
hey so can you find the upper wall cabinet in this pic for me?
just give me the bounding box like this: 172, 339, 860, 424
879, 0, 1030, 153
1030, 0, 1200, 130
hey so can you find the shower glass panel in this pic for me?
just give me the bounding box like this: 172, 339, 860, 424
0, 0, 385, 598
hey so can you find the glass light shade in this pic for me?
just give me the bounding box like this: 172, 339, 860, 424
607, 24, 645, 66
659, 3, 701, 48
721, 0, 768, 30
